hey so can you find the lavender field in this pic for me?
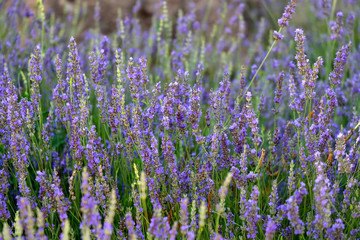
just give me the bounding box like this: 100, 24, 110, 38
0, 0, 360, 239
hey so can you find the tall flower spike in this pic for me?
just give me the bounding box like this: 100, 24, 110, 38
18, 197, 35, 239
285, 195, 304, 234
67, 37, 85, 105
313, 152, 331, 233
216, 172, 233, 217
2, 222, 11, 240
125, 212, 137, 240
80, 167, 102, 238
269, 179, 278, 216
36, 208, 46, 240
294, 29, 310, 77
180, 197, 189, 235
245, 186, 260, 239
198, 200, 207, 232
265, 216, 276, 240
14, 211, 23, 239
278, 0, 297, 28
330, 11, 344, 40
309, 57, 323, 89
162, 136, 180, 201
139, 171, 147, 200
274, 72, 284, 104
29, 44, 42, 114
102, 189, 116, 240
288, 160, 295, 194
188, 84, 201, 132
148, 204, 170, 239
329, 42, 351, 87
0, 168, 10, 221
52, 170, 69, 226
288, 74, 297, 111
335, 132, 352, 174
169, 222, 178, 240
61, 219, 71, 240
273, 0, 297, 39
245, 92, 260, 147
326, 218, 344, 240
190, 201, 197, 233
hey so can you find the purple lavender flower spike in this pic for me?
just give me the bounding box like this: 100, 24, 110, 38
329, 42, 351, 87
265, 216, 277, 240
245, 186, 260, 239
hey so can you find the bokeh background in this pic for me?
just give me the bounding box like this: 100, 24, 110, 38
20, 0, 288, 35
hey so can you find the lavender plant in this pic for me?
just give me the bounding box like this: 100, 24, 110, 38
0, 0, 360, 239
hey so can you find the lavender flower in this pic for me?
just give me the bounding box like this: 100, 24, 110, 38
288, 160, 295, 194
273, 31, 284, 40
329, 42, 351, 87
330, 12, 344, 40
265, 216, 277, 240
180, 197, 189, 235
313, 153, 331, 233
285, 195, 304, 234
80, 167, 102, 238
326, 218, 344, 240
245, 186, 260, 239
0, 0, 359, 238
67, 37, 85, 105
269, 180, 278, 216
244, 92, 261, 147
125, 212, 137, 240
294, 29, 310, 73
0, 168, 10, 221
102, 190, 116, 240
18, 197, 35, 239
277, 0, 298, 28
29, 44, 42, 114
274, 72, 284, 104
188, 84, 201, 132
335, 132, 352, 174
148, 204, 170, 239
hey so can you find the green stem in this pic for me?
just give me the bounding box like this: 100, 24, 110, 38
215, 212, 220, 234
239, 28, 282, 103
330, 0, 338, 22
141, 198, 149, 230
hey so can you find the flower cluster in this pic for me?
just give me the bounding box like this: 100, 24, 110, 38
0, 0, 360, 239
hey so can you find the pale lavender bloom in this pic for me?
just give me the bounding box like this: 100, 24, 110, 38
295, 182, 308, 205
245, 186, 260, 239
245, 92, 261, 147
265, 216, 277, 240
326, 218, 344, 240
18, 197, 35, 239
335, 132, 353, 174
288, 74, 298, 111
274, 72, 284, 104
148, 204, 170, 239
0, 168, 10, 221
80, 168, 102, 237
285, 196, 304, 234
29, 44, 42, 113
330, 12, 344, 40
294, 29, 310, 74
277, 0, 298, 28
125, 212, 137, 239
329, 42, 352, 87
188, 84, 201, 132
273, 31, 284, 40
313, 153, 331, 232
269, 180, 278, 216
180, 197, 189, 235
342, 177, 358, 213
